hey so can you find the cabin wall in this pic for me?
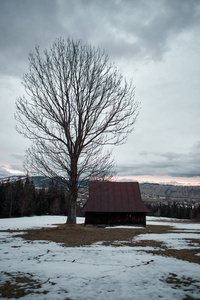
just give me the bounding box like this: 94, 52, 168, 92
85, 212, 146, 226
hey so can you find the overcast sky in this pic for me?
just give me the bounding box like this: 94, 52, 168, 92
0, 0, 200, 185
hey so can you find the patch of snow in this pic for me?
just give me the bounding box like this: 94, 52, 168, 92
0, 215, 199, 299
168, 222, 200, 230
147, 216, 183, 221
134, 232, 200, 249
0, 233, 199, 300
169, 229, 200, 233
146, 216, 200, 230
106, 226, 145, 229
0, 216, 84, 230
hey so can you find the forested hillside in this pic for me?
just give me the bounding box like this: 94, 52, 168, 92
1, 176, 200, 219
140, 183, 200, 202
0, 176, 68, 218
140, 183, 200, 220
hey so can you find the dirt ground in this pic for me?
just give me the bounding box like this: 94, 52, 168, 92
11, 221, 200, 264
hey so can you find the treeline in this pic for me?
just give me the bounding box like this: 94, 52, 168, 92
0, 176, 69, 218
145, 202, 200, 220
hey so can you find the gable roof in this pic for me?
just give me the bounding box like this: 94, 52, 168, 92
83, 181, 149, 213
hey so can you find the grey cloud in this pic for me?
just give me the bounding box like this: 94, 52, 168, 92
74, 0, 200, 61
10, 164, 24, 172
0, 163, 24, 178
134, 0, 200, 60
140, 151, 184, 161
0, 166, 12, 177
160, 152, 184, 161
0, 0, 66, 75
11, 153, 24, 160
1, 0, 200, 182
117, 142, 200, 178
1, 0, 200, 76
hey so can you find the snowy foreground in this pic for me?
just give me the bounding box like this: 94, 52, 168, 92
0, 216, 199, 300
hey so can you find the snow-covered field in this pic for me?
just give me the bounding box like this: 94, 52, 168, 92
0, 216, 199, 300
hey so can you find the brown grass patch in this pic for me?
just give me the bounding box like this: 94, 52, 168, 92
14, 224, 171, 247
4, 223, 199, 264
160, 273, 200, 299
0, 272, 51, 298
145, 248, 200, 264
1, 222, 200, 299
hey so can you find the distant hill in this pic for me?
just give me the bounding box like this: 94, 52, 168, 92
0, 175, 53, 187
139, 182, 200, 202
1, 176, 200, 202
0, 175, 88, 188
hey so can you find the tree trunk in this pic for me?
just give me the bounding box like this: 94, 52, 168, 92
66, 157, 78, 224
67, 192, 77, 224
9, 197, 13, 218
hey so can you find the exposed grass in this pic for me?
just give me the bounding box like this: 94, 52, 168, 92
11, 223, 200, 264
160, 273, 200, 299
0, 272, 50, 298
14, 224, 171, 247
1, 221, 199, 299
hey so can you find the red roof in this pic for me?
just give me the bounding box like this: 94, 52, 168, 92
83, 181, 149, 213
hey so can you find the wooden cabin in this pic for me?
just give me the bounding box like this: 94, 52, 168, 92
83, 181, 149, 226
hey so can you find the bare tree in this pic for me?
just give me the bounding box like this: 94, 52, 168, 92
15, 38, 139, 224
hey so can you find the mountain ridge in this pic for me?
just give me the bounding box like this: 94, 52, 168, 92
1, 175, 200, 201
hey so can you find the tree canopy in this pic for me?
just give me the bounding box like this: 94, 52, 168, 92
15, 38, 139, 223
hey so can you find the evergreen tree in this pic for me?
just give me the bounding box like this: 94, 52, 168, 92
4, 179, 13, 217
11, 177, 24, 217
20, 175, 36, 216
35, 186, 49, 215
0, 183, 6, 217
